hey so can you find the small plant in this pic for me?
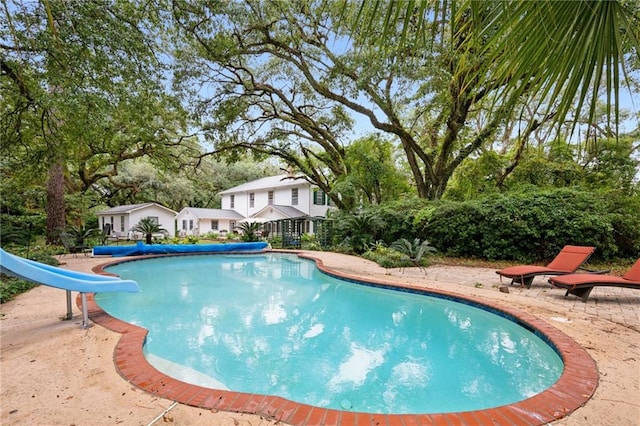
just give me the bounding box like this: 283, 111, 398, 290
364, 240, 386, 252
131, 217, 167, 244
391, 238, 437, 266
61, 224, 100, 246
363, 245, 414, 269
185, 235, 200, 244
301, 234, 321, 250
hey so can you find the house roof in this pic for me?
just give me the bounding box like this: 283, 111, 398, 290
219, 174, 308, 194
179, 208, 244, 220
97, 202, 177, 215
253, 204, 306, 219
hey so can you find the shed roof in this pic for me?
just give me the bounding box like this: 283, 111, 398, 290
97, 203, 177, 216
179, 208, 244, 220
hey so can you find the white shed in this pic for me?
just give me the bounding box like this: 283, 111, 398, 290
97, 203, 177, 240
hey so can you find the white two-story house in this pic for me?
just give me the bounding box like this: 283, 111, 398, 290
175, 174, 335, 236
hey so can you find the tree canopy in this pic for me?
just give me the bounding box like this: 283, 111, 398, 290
1, 0, 193, 241
1, 0, 637, 245
172, 0, 639, 204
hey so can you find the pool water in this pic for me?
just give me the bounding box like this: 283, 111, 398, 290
97, 254, 563, 414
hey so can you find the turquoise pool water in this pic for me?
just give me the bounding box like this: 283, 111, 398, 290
97, 253, 563, 414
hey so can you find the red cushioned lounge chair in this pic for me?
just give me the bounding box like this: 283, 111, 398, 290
549, 258, 640, 302
496, 245, 596, 288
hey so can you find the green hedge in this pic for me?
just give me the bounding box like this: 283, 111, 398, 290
414, 189, 638, 262
330, 189, 638, 262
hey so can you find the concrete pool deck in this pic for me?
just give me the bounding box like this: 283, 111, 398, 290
1, 251, 639, 425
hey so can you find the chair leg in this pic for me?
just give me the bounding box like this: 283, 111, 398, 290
523, 276, 534, 288
567, 287, 594, 303
511, 276, 534, 288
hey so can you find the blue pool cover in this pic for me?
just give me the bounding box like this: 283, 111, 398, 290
93, 241, 270, 257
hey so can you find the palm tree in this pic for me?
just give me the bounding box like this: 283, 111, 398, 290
238, 221, 263, 242
352, 1, 638, 131
131, 217, 167, 245
337, 211, 383, 253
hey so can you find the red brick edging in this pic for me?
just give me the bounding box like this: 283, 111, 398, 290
85, 253, 598, 425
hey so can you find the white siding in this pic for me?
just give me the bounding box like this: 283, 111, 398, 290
176, 209, 199, 236
217, 176, 336, 234
128, 207, 176, 238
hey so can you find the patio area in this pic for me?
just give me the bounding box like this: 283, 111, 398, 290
1, 251, 638, 425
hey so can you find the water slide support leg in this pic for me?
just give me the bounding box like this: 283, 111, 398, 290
80, 292, 91, 329
64, 290, 73, 320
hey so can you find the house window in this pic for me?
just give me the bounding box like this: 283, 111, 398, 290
182, 220, 187, 230
110, 216, 114, 227
120, 216, 125, 232
291, 188, 298, 205
148, 216, 159, 224
230, 195, 235, 208
313, 190, 326, 205
249, 192, 255, 208
189, 220, 193, 230
268, 191, 274, 205
230, 220, 236, 232
212, 220, 219, 231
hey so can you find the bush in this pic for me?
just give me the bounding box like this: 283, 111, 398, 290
416, 189, 635, 262
372, 199, 427, 243
331, 199, 427, 253
415, 201, 488, 258
332, 211, 383, 253
0, 276, 39, 304
362, 245, 415, 269
184, 235, 200, 244
603, 192, 640, 258
0, 249, 58, 304
0, 214, 46, 246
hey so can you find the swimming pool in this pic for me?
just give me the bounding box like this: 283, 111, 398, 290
96, 253, 565, 415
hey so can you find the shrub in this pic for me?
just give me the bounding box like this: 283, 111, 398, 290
0, 249, 58, 303
417, 189, 630, 262
1, 275, 39, 304
0, 214, 46, 247
415, 201, 487, 258
603, 192, 640, 258
362, 245, 415, 269
333, 210, 384, 253
184, 235, 200, 244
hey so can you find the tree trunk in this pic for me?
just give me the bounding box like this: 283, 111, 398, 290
45, 161, 66, 244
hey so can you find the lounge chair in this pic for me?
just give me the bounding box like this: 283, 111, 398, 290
496, 245, 596, 288
549, 258, 640, 302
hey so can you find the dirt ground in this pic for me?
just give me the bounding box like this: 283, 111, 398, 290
1, 251, 639, 425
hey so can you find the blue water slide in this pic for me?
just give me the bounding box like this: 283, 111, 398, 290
0, 248, 139, 293
0, 248, 139, 328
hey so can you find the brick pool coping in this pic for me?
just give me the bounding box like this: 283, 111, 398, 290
86, 252, 599, 426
